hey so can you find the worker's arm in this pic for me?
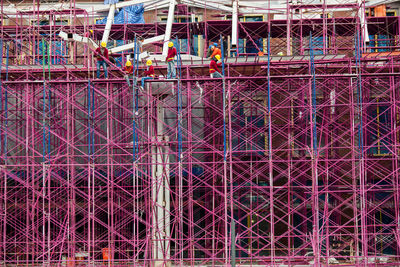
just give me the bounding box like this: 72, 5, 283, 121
144, 66, 154, 76
95, 48, 101, 59
210, 49, 218, 59
105, 49, 109, 60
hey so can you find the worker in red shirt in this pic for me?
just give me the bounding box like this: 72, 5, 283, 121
95, 41, 109, 78
165, 41, 177, 79
209, 54, 223, 78
123, 60, 134, 86
141, 60, 155, 89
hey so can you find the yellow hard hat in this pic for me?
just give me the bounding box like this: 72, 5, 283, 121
168, 41, 174, 48
126, 61, 132, 67
101, 41, 107, 48
215, 54, 221, 61
89, 29, 93, 34
146, 59, 152, 66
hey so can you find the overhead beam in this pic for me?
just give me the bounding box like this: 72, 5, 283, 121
162, 0, 176, 57
231, 0, 239, 47
58, 31, 98, 48
109, 35, 165, 53
87, 0, 155, 13
358, 0, 370, 44
101, 4, 116, 44
183, 0, 232, 12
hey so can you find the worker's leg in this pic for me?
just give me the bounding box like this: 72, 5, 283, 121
125, 75, 131, 86
167, 61, 171, 79
103, 62, 108, 78
96, 61, 101, 78
141, 77, 153, 88
212, 72, 223, 78
171, 60, 176, 78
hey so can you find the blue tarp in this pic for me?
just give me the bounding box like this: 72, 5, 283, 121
369, 34, 390, 52
96, 4, 145, 24
104, 0, 119, 4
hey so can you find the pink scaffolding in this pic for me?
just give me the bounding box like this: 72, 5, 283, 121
0, 0, 400, 265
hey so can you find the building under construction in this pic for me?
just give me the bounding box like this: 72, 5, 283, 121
0, 0, 400, 265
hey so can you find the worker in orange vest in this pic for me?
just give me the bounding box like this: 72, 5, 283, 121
209, 44, 221, 61
209, 54, 223, 78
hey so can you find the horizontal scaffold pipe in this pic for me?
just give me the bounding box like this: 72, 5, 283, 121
2, 71, 400, 84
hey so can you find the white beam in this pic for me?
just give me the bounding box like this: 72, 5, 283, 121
239, 9, 285, 14
85, 0, 156, 13
358, 0, 370, 44
365, 0, 394, 7
58, 31, 99, 48
162, 0, 176, 57
144, 2, 170, 11
101, 4, 116, 44
238, 1, 286, 9
58, 31, 68, 40
232, 0, 239, 47
182, 0, 233, 12
109, 35, 165, 53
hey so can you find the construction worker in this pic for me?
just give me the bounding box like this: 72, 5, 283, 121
95, 41, 109, 78
206, 42, 218, 58
141, 59, 155, 89
123, 60, 134, 86
85, 29, 94, 38
166, 41, 177, 79
209, 54, 223, 78
209, 44, 221, 61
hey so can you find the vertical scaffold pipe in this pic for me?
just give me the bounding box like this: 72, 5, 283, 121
310, 33, 318, 156
355, 28, 368, 264
88, 80, 92, 158
91, 84, 94, 157
309, 31, 321, 266
0, 40, 9, 160
4, 43, 8, 264
42, 39, 47, 163
176, 37, 183, 162
0, 39, 3, 264
220, 34, 231, 265
132, 35, 139, 261
46, 39, 51, 161
45, 36, 51, 265
0, 40, 10, 265
267, 31, 275, 265
0, 39, 3, 158
175, 36, 183, 263
134, 35, 139, 116
132, 35, 138, 158
41, 37, 48, 265
87, 79, 92, 263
